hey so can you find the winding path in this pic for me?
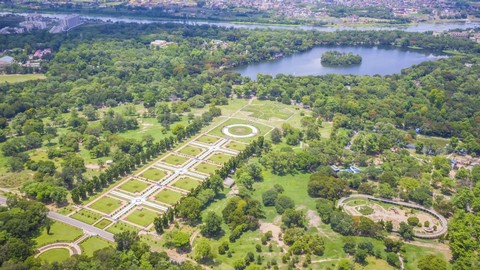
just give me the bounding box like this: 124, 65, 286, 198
337, 194, 448, 239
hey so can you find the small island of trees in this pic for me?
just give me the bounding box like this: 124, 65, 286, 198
321, 50, 362, 66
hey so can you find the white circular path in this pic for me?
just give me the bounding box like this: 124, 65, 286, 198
222, 124, 259, 138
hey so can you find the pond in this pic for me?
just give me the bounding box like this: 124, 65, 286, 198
232, 46, 447, 79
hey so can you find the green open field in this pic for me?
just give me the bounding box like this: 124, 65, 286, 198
416, 135, 449, 148
224, 141, 247, 151
37, 248, 70, 263
0, 74, 46, 84
154, 188, 184, 205
79, 236, 114, 256
178, 145, 204, 157
141, 168, 168, 181
94, 219, 113, 229
242, 102, 294, 120
355, 256, 394, 270
345, 198, 369, 206
319, 122, 333, 138
161, 154, 190, 166
193, 162, 221, 175
119, 179, 150, 194
57, 205, 76, 216
227, 125, 254, 136
35, 221, 83, 247
209, 118, 272, 142
106, 221, 140, 234
196, 135, 220, 145
358, 205, 374, 215
126, 208, 159, 227
118, 116, 190, 143
89, 196, 123, 214
207, 152, 233, 164
172, 177, 201, 191
70, 209, 102, 225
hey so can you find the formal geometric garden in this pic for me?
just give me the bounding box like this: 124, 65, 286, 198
66, 128, 255, 232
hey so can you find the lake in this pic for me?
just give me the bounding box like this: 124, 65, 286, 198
233, 47, 447, 79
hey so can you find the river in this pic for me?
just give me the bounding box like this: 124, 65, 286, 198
1, 11, 479, 32
233, 47, 447, 79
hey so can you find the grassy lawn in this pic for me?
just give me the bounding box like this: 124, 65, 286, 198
416, 135, 449, 148
319, 122, 333, 139
89, 196, 123, 214
126, 208, 160, 227
355, 256, 394, 270
154, 189, 184, 205
172, 177, 201, 191
224, 141, 247, 151
242, 102, 293, 120
94, 219, 113, 229
79, 236, 114, 256
227, 125, 255, 136
0, 74, 46, 84
161, 154, 190, 166
252, 170, 316, 221
402, 243, 451, 270
209, 118, 272, 142
193, 162, 221, 175
358, 206, 374, 215
196, 135, 220, 145
344, 198, 369, 206
70, 209, 102, 225
178, 145, 204, 157
35, 221, 83, 247
118, 179, 150, 194
141, 168, 168, 181
106, 221, 140, 234
118, 117, 189, 143
207, 153, 233, 164
37, 248, 70, 263
57, 205, 76, 216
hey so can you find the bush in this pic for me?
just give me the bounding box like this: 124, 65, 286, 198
407, 216, 420, 226
262, 189, 278, 206
275, 195, 295, 214
386, 252, 401, 267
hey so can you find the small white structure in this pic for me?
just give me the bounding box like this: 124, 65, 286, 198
150, 40, 175, 48
0, 56, 15, 67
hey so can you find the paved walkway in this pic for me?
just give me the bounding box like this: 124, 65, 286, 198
47, 212, 115, 241
337, 194, 448, 239
0, 196, 115, 242
111, 137, 233, 220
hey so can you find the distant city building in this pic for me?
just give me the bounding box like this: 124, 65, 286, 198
50, 15, 83, 33
0, 27, 25, 34
19, 13, 47, 32
0, 56, 15, 67
61, 15, 82, 30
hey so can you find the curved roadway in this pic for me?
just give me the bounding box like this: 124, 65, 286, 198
337, 194, 448, 239
0, 196, 114, 242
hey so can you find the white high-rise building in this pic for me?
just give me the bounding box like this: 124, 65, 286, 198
60, 15, 82, 31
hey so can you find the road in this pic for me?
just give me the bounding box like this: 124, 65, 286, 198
0, 195, 114, 242
47, 212, 114, 242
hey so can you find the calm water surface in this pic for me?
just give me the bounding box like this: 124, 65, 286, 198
2, 12, 479, 32
233, 46, 447, 79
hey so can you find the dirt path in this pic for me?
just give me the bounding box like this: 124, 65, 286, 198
310, 258, 342, 263
190, 229, 200, 245
259, 220, 286, 249
306, 210, 332, 240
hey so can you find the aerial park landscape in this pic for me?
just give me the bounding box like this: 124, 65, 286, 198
0, 1, 480, 269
